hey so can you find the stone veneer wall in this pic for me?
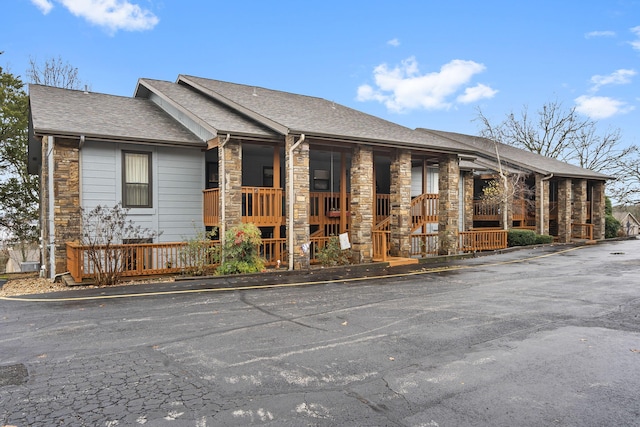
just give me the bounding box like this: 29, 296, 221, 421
389, 148, 412, 257
42, 137, 81, 276
557, 178, 573, 242
463, 171, 474, 230
591, 181, 606, 240
438, 154, 459, 255
220, 139, 243, 236
350, 145, 374, 263
572, 179, 587, 225
535, 174, 550, 236
285, 135, 310, 270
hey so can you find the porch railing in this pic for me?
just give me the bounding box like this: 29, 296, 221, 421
372, 230, 390, 262
410, 233, 439, 257
67, 241, 219, 282
204, 187, 284, 227
411, 193, 439, 230
459, 229, 508, 252
473, 200, 500, 221
571, 223, 594, 240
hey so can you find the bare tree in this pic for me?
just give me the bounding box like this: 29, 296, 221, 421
476, 100, 638, 204
26, 56, 84, 90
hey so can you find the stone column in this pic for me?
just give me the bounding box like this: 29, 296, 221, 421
350, 145, 374, 263
285, 135, 310, 270
591, 181, 606, 240
220, 139, 243, 235
572, 179, 587, 225
535, 174, 550, 236
51, 138, 81, 276
463, 171, 474, 231
438, 154, 459, 255
389, 148, 412, 257
557, 178, 573, 243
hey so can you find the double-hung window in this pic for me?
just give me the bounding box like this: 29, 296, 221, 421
123, 151, 152, 208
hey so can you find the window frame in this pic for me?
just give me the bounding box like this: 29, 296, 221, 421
122, 150, 153, 208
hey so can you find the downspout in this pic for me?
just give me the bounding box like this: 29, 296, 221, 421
288, 134, 305, 271
219, 134, 231, 252
540, 173, 554, 235
47, 136, 55, 279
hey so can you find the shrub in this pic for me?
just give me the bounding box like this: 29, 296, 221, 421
507, 229, 537, 247
179, 227, 219, 276
605, 215, 621, 239
316, 236, 352, 267
216, 223, 265, 275
80, 203, 158, 286
534, 234, 554, 244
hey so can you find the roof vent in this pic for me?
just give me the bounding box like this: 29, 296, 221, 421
252, 87, 257, 96
84, 85, 88, 94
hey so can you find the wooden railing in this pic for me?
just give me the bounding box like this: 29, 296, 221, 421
372, 230, 390, 262
376, 194, 391, 225
473, 200, 500, 221
67, 241, 219, 282
410, 233, 439, 257
242, 187, 284, 226
571, 223, 594, 240
459, 229, 507, 252
204, 187, 284, 227
203, 188, 219, 226
411, 193, 438, 230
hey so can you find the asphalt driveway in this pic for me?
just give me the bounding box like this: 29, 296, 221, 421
1, 240, 639, 426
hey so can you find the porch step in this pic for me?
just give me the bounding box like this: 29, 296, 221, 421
374, 256, 420, 267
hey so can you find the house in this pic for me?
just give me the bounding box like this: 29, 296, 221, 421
27, 75, 610, 280
613, 212, 640, 236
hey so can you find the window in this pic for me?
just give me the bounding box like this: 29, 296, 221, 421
123, 151, 152, 208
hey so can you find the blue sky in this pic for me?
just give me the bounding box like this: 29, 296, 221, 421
3, 0, 640, 148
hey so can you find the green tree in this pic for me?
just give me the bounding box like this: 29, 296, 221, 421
0, 60, 39, 249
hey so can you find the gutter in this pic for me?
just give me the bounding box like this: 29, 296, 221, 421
47, 136, 55, 279
288, 134, 306, 271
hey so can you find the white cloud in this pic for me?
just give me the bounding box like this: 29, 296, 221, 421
387, 38, 400, 47
31, 0, 159, 33
590, 69, 637, 92
356, 56, 495, 112
631, 26, 640, 50
456, 84, 498, 104
574, 95, 635, 119
31, 0, 54, 14
584, 30, 616, 38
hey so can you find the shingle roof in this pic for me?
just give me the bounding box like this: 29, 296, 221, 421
178, 75, 475, 153
136, 79, 278, 138
29, 84, 202, 146
419, 129, 611, 180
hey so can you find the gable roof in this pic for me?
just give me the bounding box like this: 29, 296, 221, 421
418, 129, 611, 180
135, 79, 278, 140
176, 75, 476, 154
613, 211, 640, 225
29, 84, 202, 146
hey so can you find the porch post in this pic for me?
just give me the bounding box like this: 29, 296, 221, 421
591, 180, 606, 240
285, 135, 310, 270
438, 154, 460, 255
535, 174, 550, 235
462, 171, 474, 231
389, 148, 412, 257
557, 178, 572, 243
44, 137, 82, 278
350, 145, 374, 263
220, 138, 243, 239
572, 179, 587, 225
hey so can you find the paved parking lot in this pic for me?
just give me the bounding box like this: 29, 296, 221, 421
1, 239, 639, 426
